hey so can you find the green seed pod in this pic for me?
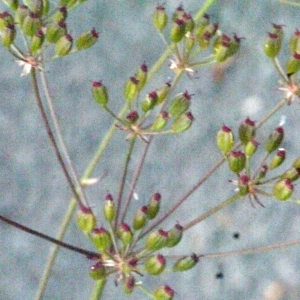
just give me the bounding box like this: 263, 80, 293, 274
265, 126, 284, 154
103, 193, 115, 222
244, 138, 259, 157
239, 117, 256, 145
76, 206, 96, 235
264, 32, 282, 58
42, 0, 49, 15
292, 156, 300, 168
213, 34, 231, 63
2, 0, 19, 11
55, 33, 73, 56
145, 254, 166, 275
281, 167, 300, 182
194, 13, 210, 40
117, 223, 133, 245
226, 33, 242, 58
124, 76, 139, 104
269, 148, 286, 170
46, 21, 67, 43
182, 12, 194, 33
169, 91, 191, 117
173, 253, 199, 272
89, 227, 111, 252
22, 12, 41, 36
238, 174, 249, 196
170, 19, 185, 43
289, 29, 300, 54
24, 0, 43, 15
171, 111, 194, 133
76, 28, 99, 50
271, 23, 284, 43
256, 165, 268, 181
133, 206, 148, 230
286, 52, 300, 75
126, 110, 139, 124
30, 28, 44, 53
152, 5, 168, 31
216, 124, 234, 155
197, 22, 218, 50
172, 4, 185, 21
156, 81, 171, 104
166, 223, 183, 247
150, 111, 169, 131
0, 12, 14, 30
123, 276, 135, 294
273, 179, 293, 201
145, 229, 168, 251
142, 91, 158, 113
147, 192, 161, 219
15, 5, 29, 27
92, 81, 109, 107
153, 285, 174, 300
1, 24, 16, 47
89, 262, 106, 280
52, 6, 67, 22
227, 150, 246, 174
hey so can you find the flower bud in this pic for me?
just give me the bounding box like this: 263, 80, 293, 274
286, 52, 300, 75
171, 111, 194, 133
245, 139, 259, 157
30, 29, 44, 53
156, 81, 171, 104
22, 12, 41, 36
0, 12, 14, 30
147, 192, 161, 219
170, 19, 185, 43
89, 261, 106, 280
123, 276, 135, 294
213, 34, 231, 63
264, 32, 281, 58
151, 111, 169, 131
76, 206, 96, 235
133, 206, 148, 230
104, 193, 115, 222
90, 227, 111, 252
265, 126, 284, 154
227, 151, 246, 173
142, 91, 158, 113
239, 117, 256, 145
173, 253, 199, 272
46, 21, 67, 43
269, 148, 286, 170
145, 229, 168, 251
124, 76, 139, 104
126, 110, 139, 124
2, 0, 18, 11
145, 254, 166, 275
117, 223, 133, 245
256, 164, 268, 181
55, 33, 73, 56
76, 28, 99, 50
1, 24, 16, 47
136, 63, 148, 91
289, 28, 300, 54
216, 124, 234, 155
15, 5, 29, 27
166, 223, 183, 247
153, 285, 175, 300
273, 179, 293, 201
238, 174, 249, 196
153, 5, 168, 31
281, 167, 300, 182
52, 6, 67, 22
169, 91, 191, 117
92, 81, 109, 107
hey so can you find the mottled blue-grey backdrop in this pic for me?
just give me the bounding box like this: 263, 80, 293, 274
1, 0, 300, 299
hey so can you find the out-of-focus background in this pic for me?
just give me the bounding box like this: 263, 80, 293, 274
1, 0, 300, 299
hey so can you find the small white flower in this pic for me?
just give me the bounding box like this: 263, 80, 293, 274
15, 56, 43, 77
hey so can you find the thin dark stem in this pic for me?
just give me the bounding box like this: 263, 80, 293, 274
114, 137, 136, 229
0, 214, 99, 258
30, 68, 85, 209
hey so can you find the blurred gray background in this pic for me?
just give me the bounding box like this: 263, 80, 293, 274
1, 0, 300, 299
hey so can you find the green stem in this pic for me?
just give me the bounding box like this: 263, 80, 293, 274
89, 278, 107, 300
183, 193, 241, 231
194, 0, 218, 21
